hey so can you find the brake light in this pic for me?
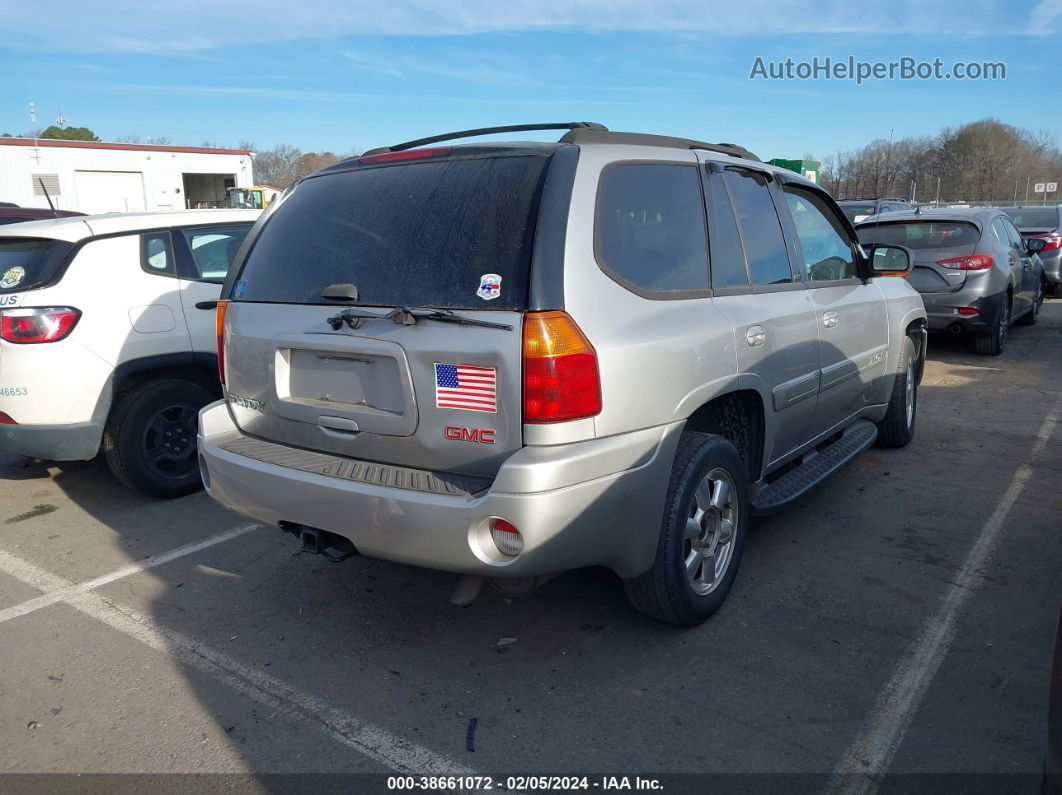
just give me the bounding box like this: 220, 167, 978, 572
1034, 234, 1062, 252
0, 307, 80, 343
216, 300, 228, 385
936, 254, 993, 271
522, 311, 601, 424
358, 147, 452, 164
0, 411, 16, 425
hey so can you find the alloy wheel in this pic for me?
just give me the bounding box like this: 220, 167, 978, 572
684, 468, 739, 596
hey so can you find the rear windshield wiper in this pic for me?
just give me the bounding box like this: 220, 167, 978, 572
326, 308, 387, 330
386, 306, 513, 331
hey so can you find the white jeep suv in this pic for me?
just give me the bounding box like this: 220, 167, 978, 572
0, 210, 258, 497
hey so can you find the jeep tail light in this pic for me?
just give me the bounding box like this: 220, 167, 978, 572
216, 300, 228, 385
1034, 234, 1061, 252
936, 254, 993, 271
522, 311, 601, 424
0, 307, 80, 344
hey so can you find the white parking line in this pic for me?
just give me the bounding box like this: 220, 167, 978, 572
0, 527, 471, 775
829, 409, 1060, 794
0, 522, 258, 625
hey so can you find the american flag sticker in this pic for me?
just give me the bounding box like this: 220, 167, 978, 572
434, 363, 497, 413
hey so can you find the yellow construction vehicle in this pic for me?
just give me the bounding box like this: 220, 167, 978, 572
227, 185, 280, 210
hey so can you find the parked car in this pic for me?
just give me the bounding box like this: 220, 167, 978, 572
0, 210, 258, 496
856, 207, 1046, 355
1002, 205, 1062, 296
199, 122, 926, 625
0, 206, 85, 225
838, 197, 914, 224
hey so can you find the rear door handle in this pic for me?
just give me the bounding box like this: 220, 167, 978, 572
822, 311, 839, 329
195, 300, 218, 310
746, 325, 766, 347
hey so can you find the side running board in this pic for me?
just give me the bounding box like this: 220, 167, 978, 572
752, 420, 877, 515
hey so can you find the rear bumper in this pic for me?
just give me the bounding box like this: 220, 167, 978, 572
0, 420, 103, 461
1040, 250, 1061, 285
198, 401, 681, 579
922, 289, 1006, 333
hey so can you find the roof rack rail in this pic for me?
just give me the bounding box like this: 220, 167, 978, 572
362, 122, 608, 156
557, 128, 759, 161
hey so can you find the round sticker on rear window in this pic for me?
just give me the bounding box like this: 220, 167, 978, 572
1, 267, 26, 289
477, 273, 502, 301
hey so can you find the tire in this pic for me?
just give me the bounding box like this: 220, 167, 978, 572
975, 295, 1009, 355
876, 336, 917, 448
623, 432, 750, 626
1016, 277, 1044, 326
102, 379, 213, 498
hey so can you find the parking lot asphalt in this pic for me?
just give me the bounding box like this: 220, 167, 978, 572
0, 302, 1059, 787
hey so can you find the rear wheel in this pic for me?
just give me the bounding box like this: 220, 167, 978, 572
975, 294, 1009, 356
623, 432, 750, 626
103, 379, 213, 498
876, 336, 917, 448
1016, 277, 1044, 326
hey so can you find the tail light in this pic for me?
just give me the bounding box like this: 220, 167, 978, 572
936, 254, 993, 271
0, 307, 80, 343
215, 300, 228, 385
0, 411, 16, 425
1034, 234, 1062, 252
522, 311, 601, 423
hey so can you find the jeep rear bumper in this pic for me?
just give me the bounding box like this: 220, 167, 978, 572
0, 420, 104, 461
198, 401, 680, 579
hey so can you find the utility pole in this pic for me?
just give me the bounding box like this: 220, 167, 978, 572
1013, 180, 1018, 203
911, 180, 916, 203
935, 177, 941, 206
1025, 176, 1031, 202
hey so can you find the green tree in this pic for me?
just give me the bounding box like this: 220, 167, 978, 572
39, 125, 100, 141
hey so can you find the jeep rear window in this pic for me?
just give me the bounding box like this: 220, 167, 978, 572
0, 238, 72, 292
233, 154, 551, 309
857, 221, 981, 250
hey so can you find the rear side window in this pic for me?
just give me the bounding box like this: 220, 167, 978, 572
141, 232, 175, 276
235, 155, 551, 309
857, 221, 980, 250
704, 174, 749, 289
722, 169, 793, 286
841, 204, 878, 223
595, 163, 709, 293
181, 224, 250, 281
0, 238, 72, 292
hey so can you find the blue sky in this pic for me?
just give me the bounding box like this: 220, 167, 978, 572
1, 0, 1060, 160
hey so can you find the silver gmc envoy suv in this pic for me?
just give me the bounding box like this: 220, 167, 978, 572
199, 123, 927, 625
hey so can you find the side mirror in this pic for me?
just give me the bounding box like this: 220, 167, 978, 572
867, 244, 913, 277
1026, 237, 1046, 254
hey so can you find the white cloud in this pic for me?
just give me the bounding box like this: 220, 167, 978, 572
0, 0, 1049, 53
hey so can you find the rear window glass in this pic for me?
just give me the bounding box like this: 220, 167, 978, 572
595, 163, 709, 293
1006, 208, 1058, 229
0, 238, 70, 292
840, 204, 878, 223
857, 221, 980, 250
234, 155, 551, 309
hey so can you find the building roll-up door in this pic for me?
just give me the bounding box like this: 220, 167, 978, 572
73, 170, 147, 214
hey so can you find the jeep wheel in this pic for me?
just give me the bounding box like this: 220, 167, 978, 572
876, 336, 917, 448
1016, 277, 1044, 326
623, 432, 749, 626
975, 295, 1009, 355
103, 379, 213, 498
